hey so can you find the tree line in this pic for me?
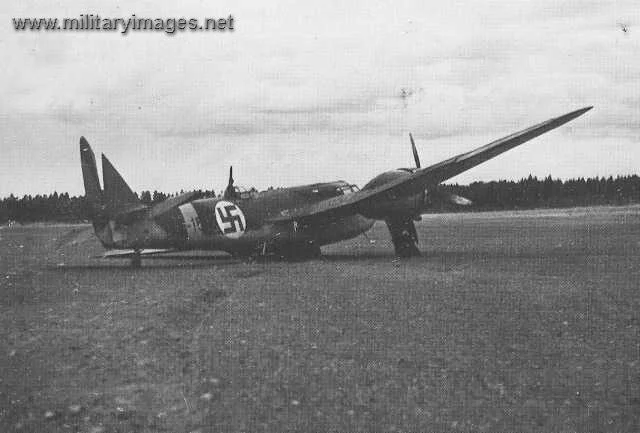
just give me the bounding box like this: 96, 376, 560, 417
439, 175, 640, 211
1, 175, 639, 223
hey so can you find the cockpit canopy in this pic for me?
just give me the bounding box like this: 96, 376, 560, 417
227, 186, 259, 200
337, 183, 359, 195
308, 181, 359, 196
224, 181, 359, 201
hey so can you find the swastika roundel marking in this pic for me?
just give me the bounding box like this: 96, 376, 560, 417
214, 200, 246, 239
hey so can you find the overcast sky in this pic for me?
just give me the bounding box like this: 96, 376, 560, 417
0, 0, 637, 197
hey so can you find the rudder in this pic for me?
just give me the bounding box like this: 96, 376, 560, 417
101, 153, 144, 217
80, 137, 104, 218
80, 137, 113, 247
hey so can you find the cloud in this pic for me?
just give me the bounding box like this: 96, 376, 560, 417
0, 0, 638, 196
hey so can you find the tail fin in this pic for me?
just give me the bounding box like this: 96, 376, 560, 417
80, 137, 112, 247
80, 137, 104, 218
101, 153, 144, 217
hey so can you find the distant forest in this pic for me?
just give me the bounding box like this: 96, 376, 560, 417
1, 175, 639, 223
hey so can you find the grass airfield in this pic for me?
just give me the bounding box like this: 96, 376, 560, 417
1, 206, 639, 432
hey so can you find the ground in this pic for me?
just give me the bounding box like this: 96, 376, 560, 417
1, 206, 639, 432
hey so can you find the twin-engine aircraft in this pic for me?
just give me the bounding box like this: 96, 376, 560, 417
80, 106, 592, 266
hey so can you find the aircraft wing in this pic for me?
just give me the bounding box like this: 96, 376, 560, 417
269, 106, 592, 223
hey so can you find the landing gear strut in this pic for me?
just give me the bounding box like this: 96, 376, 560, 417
385, 216, 421, 258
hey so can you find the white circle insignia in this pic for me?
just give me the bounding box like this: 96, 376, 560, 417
214, 201, 246, 239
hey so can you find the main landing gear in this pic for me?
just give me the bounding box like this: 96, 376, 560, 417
385, 216, 421, 258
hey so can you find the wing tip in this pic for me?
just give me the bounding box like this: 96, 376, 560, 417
571, 105, 593, 117
554, 105, 593, 125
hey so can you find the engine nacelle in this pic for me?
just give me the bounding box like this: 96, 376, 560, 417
359, 170, 426, 220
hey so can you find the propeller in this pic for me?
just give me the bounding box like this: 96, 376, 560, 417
409, 133, 421, 169
223, 166, 238, 200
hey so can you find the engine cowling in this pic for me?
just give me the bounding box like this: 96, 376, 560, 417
359, 169, 426, 220
358, 168, 473, 220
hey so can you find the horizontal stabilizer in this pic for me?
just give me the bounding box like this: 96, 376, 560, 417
111, 204, 149, 224
97, 249, 174, 259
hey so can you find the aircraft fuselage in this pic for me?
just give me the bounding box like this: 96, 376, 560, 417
105, 180, 375, 256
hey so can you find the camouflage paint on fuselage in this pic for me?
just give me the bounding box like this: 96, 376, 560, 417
132, 181, 374, 255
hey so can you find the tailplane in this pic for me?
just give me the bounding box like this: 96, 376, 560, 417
80, 137, 111, 246
79, 137, 146, 248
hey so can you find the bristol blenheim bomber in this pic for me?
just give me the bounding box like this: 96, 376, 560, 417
79, 107, 592, 266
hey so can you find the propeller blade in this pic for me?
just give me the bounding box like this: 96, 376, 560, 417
409, 133, 421, 169
223, 165, 238, 200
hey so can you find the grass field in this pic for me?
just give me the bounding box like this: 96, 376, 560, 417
1, 206, 639, 432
